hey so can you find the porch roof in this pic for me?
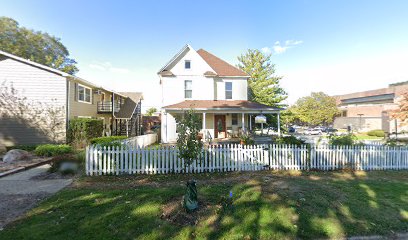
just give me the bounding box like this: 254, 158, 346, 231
163, 100, 283, 113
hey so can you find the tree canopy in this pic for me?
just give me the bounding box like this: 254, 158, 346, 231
0, 17, 78, 74
237, 49, 287, 106
391, 92, 408, 124
176, 109, 203, 168
145, 107, 157, 116
290, 92, 339, 126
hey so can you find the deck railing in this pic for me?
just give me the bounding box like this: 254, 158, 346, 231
97, 101, 120, 113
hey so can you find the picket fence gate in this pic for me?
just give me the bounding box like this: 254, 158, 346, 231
85, 144, 408, 176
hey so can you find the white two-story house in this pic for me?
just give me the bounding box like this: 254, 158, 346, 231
158, 45, 281, 143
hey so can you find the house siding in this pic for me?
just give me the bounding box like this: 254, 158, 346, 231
0, 57, 67, 146
68, 79, 114, 134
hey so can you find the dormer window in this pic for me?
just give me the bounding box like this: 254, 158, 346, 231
185, 60, 191, 69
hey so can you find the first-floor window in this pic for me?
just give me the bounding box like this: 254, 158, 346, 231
185, 80, 192, 98
78, 84, 92, 103
231, 114, 238, 125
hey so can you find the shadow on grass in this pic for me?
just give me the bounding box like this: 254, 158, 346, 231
0, 171, 407, 239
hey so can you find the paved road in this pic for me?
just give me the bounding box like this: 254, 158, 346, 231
0, 164, 72, 229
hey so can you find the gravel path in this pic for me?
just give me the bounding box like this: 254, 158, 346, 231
0, 164, 72, 229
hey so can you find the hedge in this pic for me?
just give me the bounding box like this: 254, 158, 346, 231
34, 144, 73, 157
275, 136, 306, 147
68, 118, 104, 148
367, 129, 385, 137
90, 136, 127, 146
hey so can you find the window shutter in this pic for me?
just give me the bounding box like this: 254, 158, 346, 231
91, 90, 94, 105
74, 83, 78, 101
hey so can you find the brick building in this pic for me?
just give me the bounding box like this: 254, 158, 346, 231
333, 81, 408, 133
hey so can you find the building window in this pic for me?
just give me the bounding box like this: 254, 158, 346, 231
231, 114, 238, 125
225, 82, 232, 99
342, 110, 347, 117
185, 80, 192, 98
185, 60, 191, 69
78, 84, 92, 103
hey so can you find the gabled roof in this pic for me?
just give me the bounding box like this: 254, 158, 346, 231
0, 49, 68, 77
157, 44, 192, 74
197, 49, 249, 77
157, 44, 250, 77
115, 92, 143, 119
0, 49, 129, 98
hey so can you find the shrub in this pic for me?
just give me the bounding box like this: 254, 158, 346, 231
329, 134, 356, 146
6, 145, 38, 152
68, 118, 104, 149
90, 136, 127, 145
34, 144, 73, 157
275, 136, 306, 147
240, 134, 254, 145
367, 129, 385, 137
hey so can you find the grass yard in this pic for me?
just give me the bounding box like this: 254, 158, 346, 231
354, 134, 384, 141
1, 171, 407, 239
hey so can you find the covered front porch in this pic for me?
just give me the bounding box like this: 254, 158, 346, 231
161, 100, 283, 143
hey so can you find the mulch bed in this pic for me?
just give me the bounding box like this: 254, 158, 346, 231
160, 198, 215, 226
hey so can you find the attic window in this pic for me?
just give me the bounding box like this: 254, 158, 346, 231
185, 60, 191, 69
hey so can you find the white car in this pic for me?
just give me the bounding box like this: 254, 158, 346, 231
304, 128, 322, 135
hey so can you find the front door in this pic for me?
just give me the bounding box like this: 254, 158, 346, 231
214, 115, 226, 138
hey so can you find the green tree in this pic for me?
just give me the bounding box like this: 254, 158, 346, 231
0, 17, 78, 74
145, 107, 157, 116
176, 109, 203, 168
237, 49, 287, 106
290, 92, 339, 126
176, 109, 202, 212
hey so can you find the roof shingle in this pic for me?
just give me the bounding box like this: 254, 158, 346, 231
163, 100, 281, 110
197, 49, 249, 77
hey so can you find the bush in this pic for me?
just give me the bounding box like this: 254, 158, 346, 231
68, 118, 104, 149
329, 134, 356, 146
34, 144, 73, 157
275, 136, 306, 147
6, 145, 38, 152
90, 136, 127, 145
367, 129, 385, 137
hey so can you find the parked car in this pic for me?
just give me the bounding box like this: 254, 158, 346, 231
288, 126, 296, 133
324, 127, 338, 134
304, 128, 322, 135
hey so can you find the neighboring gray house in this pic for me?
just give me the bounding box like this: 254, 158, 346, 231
0, 50, 143, 148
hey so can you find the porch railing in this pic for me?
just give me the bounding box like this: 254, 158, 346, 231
97, 101, 120, 113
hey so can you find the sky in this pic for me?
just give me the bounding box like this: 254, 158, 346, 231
1, 0, 408, 111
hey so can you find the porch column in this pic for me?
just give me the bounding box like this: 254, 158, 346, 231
126, 119, 129, 137
242, 113, 245, 133
249, 115, 252, 131
202, 112, 206, 141
277, 112, 281, 137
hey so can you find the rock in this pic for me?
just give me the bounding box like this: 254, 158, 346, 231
3, 149, 29, 163
59, 162, 78, 173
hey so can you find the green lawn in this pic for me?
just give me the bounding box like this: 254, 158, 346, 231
1, 171, 407, 239
354, 134, 384, 140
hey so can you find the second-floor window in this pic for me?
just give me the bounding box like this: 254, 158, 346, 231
185, 80, 192, 98
225, 82, 232, 99
185, 60, 191, 69
78, 84, 92, 103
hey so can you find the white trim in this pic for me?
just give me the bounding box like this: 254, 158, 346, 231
77, 116, 92, 119
77, 84, 92, 104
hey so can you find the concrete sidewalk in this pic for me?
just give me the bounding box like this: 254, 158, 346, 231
0, 164, 72, 229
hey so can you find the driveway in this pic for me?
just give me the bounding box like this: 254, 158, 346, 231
0, 164, 72, 229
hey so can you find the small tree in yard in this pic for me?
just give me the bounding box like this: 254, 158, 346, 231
176, 109, 203, 212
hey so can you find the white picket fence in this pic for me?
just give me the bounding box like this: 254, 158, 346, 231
120, 133, 157, 148
85, 144, 408, 175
